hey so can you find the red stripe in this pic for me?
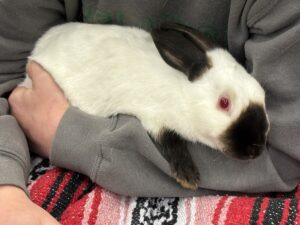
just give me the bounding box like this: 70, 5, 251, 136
60, 193, 89, 225
279, 199, 291, 225
30, 168, 62, 207
295, 185, 300, 200
295, 184, 300, 224
212, 196, 228, 225
224, 197, 256, 225
256, 197, 270, 225
88, 187, 102, 225
71, 177, 90, 203
295, 199, 300, 224
46, 171, 73, 212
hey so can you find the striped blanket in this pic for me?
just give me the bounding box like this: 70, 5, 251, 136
28, 159, 300, 225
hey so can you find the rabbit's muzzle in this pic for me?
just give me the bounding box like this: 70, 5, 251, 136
221, 103, 269, 160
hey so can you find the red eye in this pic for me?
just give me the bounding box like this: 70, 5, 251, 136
219, 97, 230, 111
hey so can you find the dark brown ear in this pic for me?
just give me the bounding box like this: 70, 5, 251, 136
159, 23, 217, 50
151, 23, 215, 81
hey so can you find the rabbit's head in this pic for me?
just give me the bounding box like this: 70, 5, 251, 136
152, 23, 270, 160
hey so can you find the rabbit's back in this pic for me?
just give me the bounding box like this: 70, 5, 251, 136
30, 23, 186, 119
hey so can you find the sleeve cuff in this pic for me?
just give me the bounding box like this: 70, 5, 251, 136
0, 154, 29, 195
0, 98, 9, 116
50, 106, 113, 180
0, 115, 30, 195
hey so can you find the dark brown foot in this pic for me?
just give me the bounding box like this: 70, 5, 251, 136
158, 129, 200, 190
171, 160, 200, 190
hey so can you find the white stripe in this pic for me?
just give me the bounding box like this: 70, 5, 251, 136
218, 196, 234, 225
27, 179, 37, 192
81, 191, 95, 225
177, 198, 188, 225
125, 197, 137, 225
190, 197, 196, 225
118, 196, 126, 225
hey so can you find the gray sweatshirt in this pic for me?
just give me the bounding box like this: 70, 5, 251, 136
0, 0, 299, 197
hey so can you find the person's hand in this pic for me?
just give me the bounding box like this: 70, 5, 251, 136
0, 185, 60, 225
8, 62, 70, 158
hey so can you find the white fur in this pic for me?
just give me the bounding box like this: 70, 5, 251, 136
22, 23, 267, 151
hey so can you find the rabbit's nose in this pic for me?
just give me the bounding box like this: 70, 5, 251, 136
246, 145, 264, 159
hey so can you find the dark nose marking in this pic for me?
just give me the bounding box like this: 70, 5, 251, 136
221, 103, 269, 160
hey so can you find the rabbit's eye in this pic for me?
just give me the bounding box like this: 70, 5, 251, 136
219, 97, 230, 111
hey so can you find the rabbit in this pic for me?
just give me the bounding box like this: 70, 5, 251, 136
21, 22, 270, 190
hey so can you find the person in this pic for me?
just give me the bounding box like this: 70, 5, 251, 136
0, 0, 299, 224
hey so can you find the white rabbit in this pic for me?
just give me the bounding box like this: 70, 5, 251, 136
21, 22, 269, 190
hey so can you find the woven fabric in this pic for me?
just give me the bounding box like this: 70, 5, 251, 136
28, 159, 300, 225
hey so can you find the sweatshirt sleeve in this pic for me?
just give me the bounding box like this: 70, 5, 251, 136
0, 98, 30, 193
50, 107, 299, 197
244, 0, 300, 181
0, 0, 67, 193
50, 107, 208, 197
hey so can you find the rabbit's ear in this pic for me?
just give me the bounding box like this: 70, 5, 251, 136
151, 23, 215, 81
159, 23, 217, 51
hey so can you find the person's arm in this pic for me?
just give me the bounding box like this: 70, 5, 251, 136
239, 0, 300, 180
0, 1, 72, 224
0, 0, 81, 189
0, 98, 61, 225
0, 98, 29, 192
242, 0, 300, 184
0, 0, 67, 191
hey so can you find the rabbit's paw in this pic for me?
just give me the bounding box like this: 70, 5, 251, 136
171, 161, 200, 190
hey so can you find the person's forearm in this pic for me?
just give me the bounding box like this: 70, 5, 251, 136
0, 0, 68, 192
0, 98, 30, 193
242, 0, 300, 176
50, 107, 207, 197
50, 106, 299, 197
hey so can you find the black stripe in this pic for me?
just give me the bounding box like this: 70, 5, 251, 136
42, 170, 66, 210
50, 173, 85, 220
281, 187, 298, 199
250, 197, 263, 225
286, 199, 298, 225
263, 198, 284, 225
131, 197, 179, 225
29, 159, 50, 181
77, 180, 96, 200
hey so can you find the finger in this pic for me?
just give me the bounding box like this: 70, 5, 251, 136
8, 87, 32, 119
8, 86, 30, 108
27, 61, 54, 89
